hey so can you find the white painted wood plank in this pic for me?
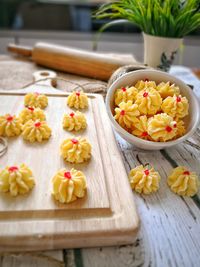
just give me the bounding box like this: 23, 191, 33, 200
42, 250, 64, 262
119, 135, 200, 267
82, 240, 145, 267
63, 250, 76, 267
80, 128, 200, 267
0, 252, 64, 267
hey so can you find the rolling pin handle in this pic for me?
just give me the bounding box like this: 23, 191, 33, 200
7, 43, 33, 57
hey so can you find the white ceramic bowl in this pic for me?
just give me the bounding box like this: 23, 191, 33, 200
106, 69, 200, 150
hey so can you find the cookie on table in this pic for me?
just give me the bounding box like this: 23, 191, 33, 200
52, 168, 87, 204
0, 114, 21, 137
129, 165, 160, 194
167, 166, 199, 197
19, 106, 46, 124
0, 164, 35, 197
60, 137, 91, 163
62, 111, 87, 131
22, 120, 51, 143
67, 91, 88, 109
24, 92, 48, 109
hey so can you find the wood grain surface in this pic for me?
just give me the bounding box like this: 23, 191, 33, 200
0, 94, 110, 214
0, 87, 139, 251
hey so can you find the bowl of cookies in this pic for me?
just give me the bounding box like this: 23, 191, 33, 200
106, 69, 200, 150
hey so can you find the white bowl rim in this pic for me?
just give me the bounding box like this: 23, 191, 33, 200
106, 69, 200, 148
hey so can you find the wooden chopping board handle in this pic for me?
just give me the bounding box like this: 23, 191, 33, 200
7, 42, 137, 81
33, 70, 57, 87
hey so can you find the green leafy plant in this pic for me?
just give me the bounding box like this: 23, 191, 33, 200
94, 0, 200, 38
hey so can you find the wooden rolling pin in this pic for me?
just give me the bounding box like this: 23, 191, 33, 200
7, 42, 139, 81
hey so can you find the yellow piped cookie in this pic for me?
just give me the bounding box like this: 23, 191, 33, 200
19, 107, 46, 124
24, 92, 48, 109
67, 91, 88, 109
62, 111, 87, 131
156, 82, 180, 99
175, 120, 186, 138
0, 114, 21, 137
132, 115, 151, 140
161, 95, 189, 119
167, 166, 199, 197
114, 86, 138, 106
135, 88, 162, 115
129, 165, 160, 194
0, 164, 35, 197
52, 168, 87, 203
134, 80, 157, 91
147, 113, 177, 142
22, 120, 51, 142
60, 137, 91, 163
114, 100, 140, 129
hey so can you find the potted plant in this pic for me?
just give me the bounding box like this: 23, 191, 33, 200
94, 0, 200, 71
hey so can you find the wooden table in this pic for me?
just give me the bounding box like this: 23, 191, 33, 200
0, 57, 199, 267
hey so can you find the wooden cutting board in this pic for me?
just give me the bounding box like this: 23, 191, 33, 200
0, 71, 139, 252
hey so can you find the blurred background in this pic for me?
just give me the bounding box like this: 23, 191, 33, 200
0, 0, 200, 66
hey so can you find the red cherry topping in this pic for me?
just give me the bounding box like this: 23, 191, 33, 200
120, 110, 125, 116
176, 96, 181, 102
28, 107, 34, 111
144, 78, 149, 82
76, 92, 80, 97
34, 122, 41, 128
70, 112, 75, 117
183, 171, 190, 175
64, 171, 72, 179
8, 166, 18, 172
173, 123, 177, 128
143, 92, 148, 97
71, 138, 78, 144
121, 87, 126, 92
6, 115, 13, 122
141, 131, 148, 137
165, 126, 172, 132
144, 169, 150, 176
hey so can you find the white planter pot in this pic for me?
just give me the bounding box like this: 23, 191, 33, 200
143, 32, 183, 71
